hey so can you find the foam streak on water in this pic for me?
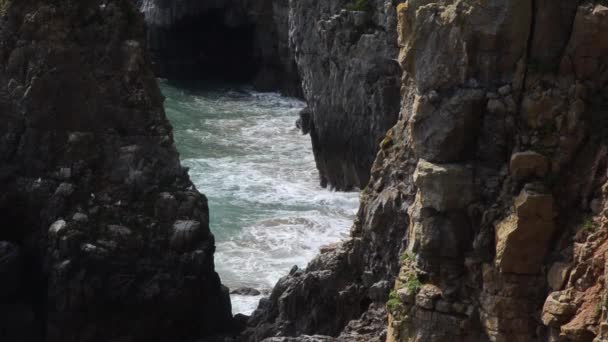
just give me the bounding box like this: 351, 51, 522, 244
161, 81, 360, 315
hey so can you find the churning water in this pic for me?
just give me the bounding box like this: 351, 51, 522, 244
161, 80, 359, 315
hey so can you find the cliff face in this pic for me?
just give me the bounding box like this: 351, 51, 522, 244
246, 0, 608, 341
387, 1, 608, 341
137, 0, 402, 189
291, 0, 403, 190
0, 0, 232, 340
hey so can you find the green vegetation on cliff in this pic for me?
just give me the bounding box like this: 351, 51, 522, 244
345, 0, 372, 12
0, 0, 10, 16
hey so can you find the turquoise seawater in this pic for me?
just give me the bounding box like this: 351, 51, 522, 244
161, 80, 360, 314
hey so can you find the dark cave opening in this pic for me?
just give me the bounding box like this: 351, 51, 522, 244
147, 9, 258, 82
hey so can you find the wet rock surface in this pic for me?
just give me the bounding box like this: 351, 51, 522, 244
231, 287, 262, 296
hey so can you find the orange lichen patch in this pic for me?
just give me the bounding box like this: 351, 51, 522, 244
558, 227, 608, 340
561, 283, 603, 339
594, 239, 608, 260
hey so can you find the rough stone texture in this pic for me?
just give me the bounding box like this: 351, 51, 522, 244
290, 0, 403, 190
495, 188, 555, 275
3, 0, 608, 341
510, 151, 550, 181
409, 89, 485, 163
412, 159, 475, 212
547, 262, 571, 291
249, 1, 608, 342
0, 1, 232, 341
387, 1, 608, 341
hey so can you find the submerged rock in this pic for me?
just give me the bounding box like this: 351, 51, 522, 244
295, 107, 313, 135
231, 287, 262, 296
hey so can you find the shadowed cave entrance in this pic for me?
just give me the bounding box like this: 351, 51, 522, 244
147, 8, 258, 82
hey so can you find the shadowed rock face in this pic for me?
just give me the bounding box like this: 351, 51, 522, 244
290, 0, 403, 191
137, 0, 302, 95
0, 0, 232, 341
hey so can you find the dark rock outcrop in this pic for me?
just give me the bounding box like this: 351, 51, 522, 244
0, 0, 232, 341
290, 0, 404, 190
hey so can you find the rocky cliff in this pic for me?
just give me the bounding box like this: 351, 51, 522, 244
245, 0, 608, 341
0, 0, 232, 341
137, 0, 403, 190
3, 0, 608, 341
291, 0, 403, 190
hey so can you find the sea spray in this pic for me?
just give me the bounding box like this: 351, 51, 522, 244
161, 81, 359, 314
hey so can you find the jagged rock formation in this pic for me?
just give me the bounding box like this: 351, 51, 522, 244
137, 0, 301, 95
137, 0, 402, 190
0, 0, 232, 341
386, 1, 608, 341
246, 0, 608, 341
291, 0, 403, 190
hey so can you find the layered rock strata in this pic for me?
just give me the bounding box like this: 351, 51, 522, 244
0, 1, 232, 341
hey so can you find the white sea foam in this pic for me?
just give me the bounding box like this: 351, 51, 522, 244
162, 81, 359, 315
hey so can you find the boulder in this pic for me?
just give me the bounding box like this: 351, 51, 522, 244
415, 284, 442, 310
413, 159, 475, 211
230, 287, 262, 296
541, 292, 577, 327
510, 151, 550, 180
547, 262, 571, 291
495, 189, 555, 274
